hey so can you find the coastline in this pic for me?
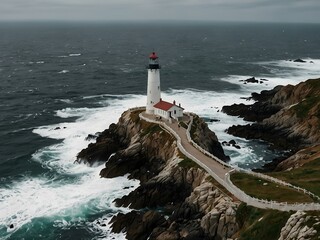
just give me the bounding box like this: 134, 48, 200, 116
79, 94, 320, 239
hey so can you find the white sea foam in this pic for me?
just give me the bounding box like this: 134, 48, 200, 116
69, 53, 81, 57
1, 58, 319, 239
160, 58, 320, 167
0, 95, 146, 239
0, 172, 138, 233
58, 70, 70, 74
56, 99, 73, 104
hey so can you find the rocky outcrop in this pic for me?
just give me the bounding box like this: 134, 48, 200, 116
224, 78, 320, 156
187, 181, 238, 239
76, 124, 123, 166
275, 144, 320, 171
278, 211, 318, 240
222, 86, 282, 122
190, 114, 230, 161
293, 59, 307, 63
77, 109, 235, 239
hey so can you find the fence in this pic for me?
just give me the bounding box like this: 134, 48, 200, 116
233, 167, 320, 202
185, 113, 231, 169
225, 170, 320, 211
138, 110, 320, 211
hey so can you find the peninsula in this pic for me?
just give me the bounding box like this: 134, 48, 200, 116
77, 53, 320, 240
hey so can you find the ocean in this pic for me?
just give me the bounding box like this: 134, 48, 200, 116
1, 21, 320, 239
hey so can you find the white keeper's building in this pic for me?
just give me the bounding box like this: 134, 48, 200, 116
146, 52, 184, 120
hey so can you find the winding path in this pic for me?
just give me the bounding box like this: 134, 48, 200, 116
138, 110, 320, 212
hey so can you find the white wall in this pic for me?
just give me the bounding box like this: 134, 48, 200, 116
154, 108, 169, 119
146, 69, 161, 114
154, 106, 183, 120
169, 106, 183, 120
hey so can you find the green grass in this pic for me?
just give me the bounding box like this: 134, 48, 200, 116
292, 95, 320, 119
141, 124, 162, 136
177, 150, 203, 170
178, 157, 202, 170
291, 78, 320, 119
269, 158, 320, 197
236, 203, 291, 240
230, 172, 314, 203
307, 78, 320, 89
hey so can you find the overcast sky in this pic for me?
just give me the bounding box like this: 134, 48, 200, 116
1, 0, 320, 23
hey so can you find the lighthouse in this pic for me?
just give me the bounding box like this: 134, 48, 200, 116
146, 52, 161, 114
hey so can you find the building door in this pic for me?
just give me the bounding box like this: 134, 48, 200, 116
169, 111, 172, 118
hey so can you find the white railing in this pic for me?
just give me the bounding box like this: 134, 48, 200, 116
139, 112, 320, 211
185, 113, 231, 168
139, 113, 229, 188
225, 170, 320, 211
129, 106, 146, 112
233, 167, 320, 202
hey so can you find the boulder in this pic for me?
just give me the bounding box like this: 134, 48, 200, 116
294, 58, 306, 63
110, 210, 166, 240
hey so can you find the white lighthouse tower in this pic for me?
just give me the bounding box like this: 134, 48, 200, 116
146, 52, 161, 114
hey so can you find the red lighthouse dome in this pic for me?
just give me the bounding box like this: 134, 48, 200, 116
149, 52, 158, 60
148, 52, 160, 69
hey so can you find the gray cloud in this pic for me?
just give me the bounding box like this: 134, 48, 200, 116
0, 0, 319, 23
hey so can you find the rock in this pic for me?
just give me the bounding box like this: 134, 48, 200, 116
226, 78, 320, 164
77, 109, 238, 239
227, 123, 303, 152
123, 142, 141, 156
85, 133, 99, 141
275, 144, 320, 171
190, 114, 229, 161
278, 211, 317, 240
222, 99, 281, 122
210, 118, 220, 122
110, 210, 166, 240
155, 230, 180, 240
9, 224, 14, 229
294, 58, 306, 63
77, 138, 121, 166
54, 127, 61, 130
222, 141, 230, 146
229, 140, 236, 145
234, 145, 241, 149
242, 77, 259, 83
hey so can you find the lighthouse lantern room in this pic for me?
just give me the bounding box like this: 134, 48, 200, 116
146, 52, 161, 114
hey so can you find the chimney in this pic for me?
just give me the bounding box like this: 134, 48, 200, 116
179, 103, 181, 107
160, 98, 162, 102
173, 100, 176, 105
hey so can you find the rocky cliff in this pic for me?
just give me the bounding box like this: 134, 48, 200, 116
278, 211, 318, 240
76, 107, 320, 239
223, 78, 320, 169
77, 109, 237, 239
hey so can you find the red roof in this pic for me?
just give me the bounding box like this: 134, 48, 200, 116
149, 52, 158, 60
153, 99, 184, 111
154, 100, 174, 111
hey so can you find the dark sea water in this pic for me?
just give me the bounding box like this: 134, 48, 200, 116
1, 21, 320, 239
